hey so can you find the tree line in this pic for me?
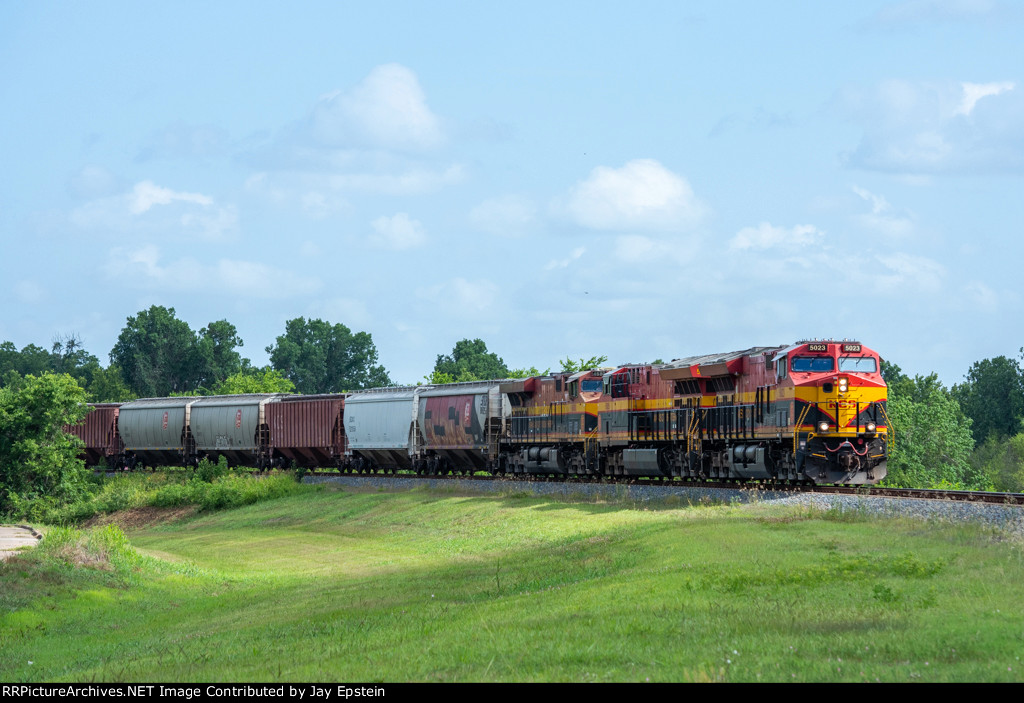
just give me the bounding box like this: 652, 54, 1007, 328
881, 353, 1024, 492
0, 307, 608, 400
0, 306, 394, 401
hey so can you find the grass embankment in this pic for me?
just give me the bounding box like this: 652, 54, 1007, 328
42, 471, 305, 525
2, 484, 1023, 682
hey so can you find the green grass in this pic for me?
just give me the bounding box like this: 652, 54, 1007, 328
2, 485, 1023, 682
41, 471, 306, 525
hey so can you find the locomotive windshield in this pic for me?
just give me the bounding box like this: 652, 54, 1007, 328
791, 356, 835, 372
838, 357, 877, 373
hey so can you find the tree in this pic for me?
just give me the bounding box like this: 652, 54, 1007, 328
433, 339, 510, 382
423, 370, 455, 385
883, 377, 981, 489
196, 320, 247, 388
86, 364, 134, 402
507, 366, 549, 379
211, 368, 295, 395
559, 355, 609, 373
970, 433, 1024, 493
0, 373, 91, 518
110, 306, 206, 397
952, 356, 1024, 443
267, 318, 391, 393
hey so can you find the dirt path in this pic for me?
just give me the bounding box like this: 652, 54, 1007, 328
0, 525, 41, 561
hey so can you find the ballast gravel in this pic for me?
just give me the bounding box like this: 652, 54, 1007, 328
304, 474, 1024, 539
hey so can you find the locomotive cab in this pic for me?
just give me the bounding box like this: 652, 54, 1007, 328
779, 341, 888, 484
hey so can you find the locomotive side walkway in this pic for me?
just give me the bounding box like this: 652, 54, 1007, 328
0, 525, 41, 561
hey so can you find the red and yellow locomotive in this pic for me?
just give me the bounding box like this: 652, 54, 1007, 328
498, 340, 888, 485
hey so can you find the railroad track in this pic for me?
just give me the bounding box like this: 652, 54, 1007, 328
286, 469, 1024, 506
100, 466, 1024, 506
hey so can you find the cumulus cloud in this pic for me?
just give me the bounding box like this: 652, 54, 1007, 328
560, 159, 707, 231
730, 222, 824, 250
415, 277, 499, 315
956, 81, 1016, 116
544, 247, 585, 270
839, 79, 1024, 173
236, 65, 462, 204
106, 245, 320, 298
874, 252, 945, 292
469, 195, 538, 237
70, 181, 236, 239
310, 63, 443, 151
852, 186, 915, 237
369, 213, 426, 250
128, 181, 213, 214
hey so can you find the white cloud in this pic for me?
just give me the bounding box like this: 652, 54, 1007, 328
963, 281, 999, 311
236, 65, 461, 208
129, 180, 212, 214
180, 205, 239, 240
469, 195, 538, 237
544, 247, 586, 270
369, 213, 426, 250
561, 159, 707, 231
730, 222, 823, 250
874, 253, 945, 292
415, 278, 499, 315
300, 191, 345, 219
840, 79, 1024, 173
70, 181, 236, 239
852, 186, 915, 237
310, 64, 443, 151
956, 81, 1015, 116
106, 245, 320, 298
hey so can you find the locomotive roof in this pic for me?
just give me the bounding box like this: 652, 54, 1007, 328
662, 346, 780, 370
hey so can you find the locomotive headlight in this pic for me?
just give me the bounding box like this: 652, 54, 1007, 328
838, 377, 848, 393
866, 422, 876, 432
818, 421, 830, 433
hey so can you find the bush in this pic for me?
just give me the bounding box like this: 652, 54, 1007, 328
0, 373, 91, 518
196, 455, 229, 483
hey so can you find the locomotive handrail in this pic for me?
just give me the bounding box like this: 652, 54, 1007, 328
878, 403, 895, 457
793, 403, 812, 457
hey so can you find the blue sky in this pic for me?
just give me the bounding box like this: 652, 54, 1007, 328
2, 0, 1022, 385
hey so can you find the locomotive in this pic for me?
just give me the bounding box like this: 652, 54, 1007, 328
68, 340, 889, 485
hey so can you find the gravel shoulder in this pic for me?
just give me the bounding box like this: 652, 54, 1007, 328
305, 475, 1024, 539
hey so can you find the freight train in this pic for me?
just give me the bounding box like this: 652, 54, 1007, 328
68, 340, 890, 485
